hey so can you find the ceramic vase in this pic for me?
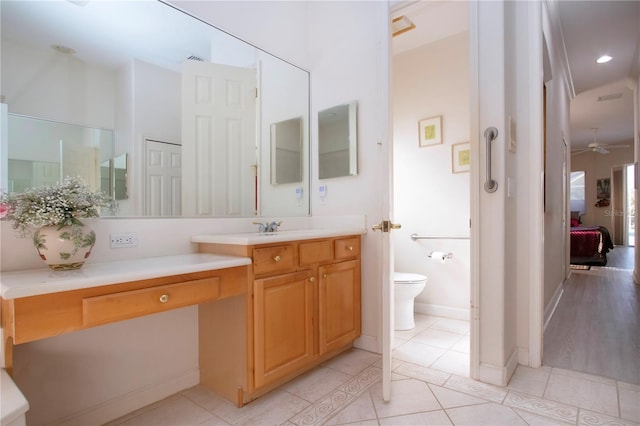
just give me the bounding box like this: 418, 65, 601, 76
33, 224, 96, 270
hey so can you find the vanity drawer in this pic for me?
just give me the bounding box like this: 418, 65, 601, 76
82, 277, 220, 327
253, 245, 295, 275
299, 240, 333, 265
334, 237, 360, 260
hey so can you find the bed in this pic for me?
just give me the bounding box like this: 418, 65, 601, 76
570, 225, 614, 266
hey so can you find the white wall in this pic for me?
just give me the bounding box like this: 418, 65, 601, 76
541, 5, 572, 311
392, 32, 470, 317
171, 1, 310, 70
1, 38, 115, 130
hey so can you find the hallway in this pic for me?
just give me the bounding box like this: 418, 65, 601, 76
543, 247, 639, 384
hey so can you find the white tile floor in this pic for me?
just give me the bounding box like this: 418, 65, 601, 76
107, 315, 640, 426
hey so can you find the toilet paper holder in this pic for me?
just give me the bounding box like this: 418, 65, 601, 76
428, 251, 453, 260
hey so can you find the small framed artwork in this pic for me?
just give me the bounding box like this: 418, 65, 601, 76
418, 115, 442, 147
451, 142, 470, 173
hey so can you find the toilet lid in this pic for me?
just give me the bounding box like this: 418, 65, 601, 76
394, 272, 427, 284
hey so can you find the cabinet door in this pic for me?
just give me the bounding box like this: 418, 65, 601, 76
254, 270, 314, 388
319, 260, 361, 354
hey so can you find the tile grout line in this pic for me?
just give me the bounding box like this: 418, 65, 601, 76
287, 366, 382, 426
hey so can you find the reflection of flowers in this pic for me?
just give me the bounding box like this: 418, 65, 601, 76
1, 177, 106, 236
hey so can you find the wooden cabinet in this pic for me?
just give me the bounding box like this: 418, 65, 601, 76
319, 259, 361, 354
253, 270, 314, 388
2, 267, 247, 346
198, 234, 362, 406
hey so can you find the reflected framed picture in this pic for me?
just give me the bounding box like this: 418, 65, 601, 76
451, 142, 470, 173
418, 115, 442, 147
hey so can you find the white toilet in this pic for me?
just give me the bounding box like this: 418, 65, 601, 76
394, 272, 428, 330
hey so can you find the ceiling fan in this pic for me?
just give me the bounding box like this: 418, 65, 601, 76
571, 128, 629, 156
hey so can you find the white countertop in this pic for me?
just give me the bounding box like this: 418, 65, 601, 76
192, 228, 366, 245
0, 253, 251, 300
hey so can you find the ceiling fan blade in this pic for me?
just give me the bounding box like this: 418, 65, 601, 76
605, 144, 630, 150
571, 149, 591, 156
597, 148, 609, 154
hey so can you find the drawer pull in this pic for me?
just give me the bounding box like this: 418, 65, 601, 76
347, 246, 354, 251
273, 255, 281, 262
309, 277, 315, 283
159, 294, 170, 303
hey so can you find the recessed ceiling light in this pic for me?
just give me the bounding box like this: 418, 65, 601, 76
596, 55, 612, 64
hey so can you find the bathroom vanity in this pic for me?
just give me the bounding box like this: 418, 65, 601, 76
193, 229, 363, 405
0, 254, 251, 375
0, 229, 363, 415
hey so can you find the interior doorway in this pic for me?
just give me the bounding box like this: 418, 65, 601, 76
612, 163, 636, 246
389, 0, 472, 381
626, 163, 635, 246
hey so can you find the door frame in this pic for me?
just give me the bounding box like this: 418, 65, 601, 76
382, 0, 544, 393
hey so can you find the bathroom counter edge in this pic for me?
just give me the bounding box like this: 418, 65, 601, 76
0, 253, 251, 300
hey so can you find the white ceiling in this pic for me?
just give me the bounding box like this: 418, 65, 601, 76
390, 0, 640, 151
559, 0, 639, 149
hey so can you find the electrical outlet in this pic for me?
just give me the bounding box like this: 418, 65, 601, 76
110, 232, 138, 248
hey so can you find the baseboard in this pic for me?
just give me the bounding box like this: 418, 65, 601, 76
414, 302, 470, 321
52, 368, 200, 426
544, 282, 564, 331
354, 334, 379, 354
477, 348, 519, 386
518, 347, 530, 366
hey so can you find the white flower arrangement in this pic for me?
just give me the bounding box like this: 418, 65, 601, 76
1, 177, 107, 236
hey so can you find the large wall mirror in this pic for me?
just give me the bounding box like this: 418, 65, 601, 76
318, 102, 357, 179
0, 0, 310, 218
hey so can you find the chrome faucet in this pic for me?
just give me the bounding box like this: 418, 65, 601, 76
253, 221, 282, 233
266, 221, 282, 232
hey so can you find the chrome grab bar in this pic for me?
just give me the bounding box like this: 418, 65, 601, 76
410, 234, 470, 241
484, 127, 498, 193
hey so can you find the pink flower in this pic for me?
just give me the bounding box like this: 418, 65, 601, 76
0, 203, 8, 219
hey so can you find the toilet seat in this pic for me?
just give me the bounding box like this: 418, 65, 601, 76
394, 272, 427, 284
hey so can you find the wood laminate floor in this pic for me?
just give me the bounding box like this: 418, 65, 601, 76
544, 246, 639, 384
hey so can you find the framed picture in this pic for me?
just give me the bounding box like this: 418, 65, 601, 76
595, 177, 611, 207
418, 115, 442, 147
451, 142, 470, 173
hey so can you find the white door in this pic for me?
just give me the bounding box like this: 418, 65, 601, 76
377, 5, 394, 402
181, 61, 256, 217
145, 139, 182, 217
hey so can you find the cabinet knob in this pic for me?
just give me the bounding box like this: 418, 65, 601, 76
347, 246, 353, 251
309, 277, 315, 283
323, 274, 328, 279
273, 255, 281, 262
159, 294, 170, 303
